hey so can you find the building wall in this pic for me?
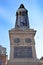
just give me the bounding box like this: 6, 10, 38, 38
0, 45, 7, 65
0, 54, 7, 65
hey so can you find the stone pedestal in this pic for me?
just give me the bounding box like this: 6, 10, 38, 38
7, 59, 40, 65
7, 29, 40, 65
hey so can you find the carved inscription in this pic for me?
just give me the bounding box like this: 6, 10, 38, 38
14, 46, 33, 58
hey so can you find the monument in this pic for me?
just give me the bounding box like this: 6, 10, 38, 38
7, 4, 43, 65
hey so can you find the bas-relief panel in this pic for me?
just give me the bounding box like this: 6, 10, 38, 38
14, 46, 33, 58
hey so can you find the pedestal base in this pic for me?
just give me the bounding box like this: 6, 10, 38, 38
7, 59, 40, 65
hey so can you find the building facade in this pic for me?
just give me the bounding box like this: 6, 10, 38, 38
0, 45, 7, 65
7, 4, 43, 65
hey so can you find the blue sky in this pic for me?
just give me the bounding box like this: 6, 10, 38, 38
0, 0, 43, 59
